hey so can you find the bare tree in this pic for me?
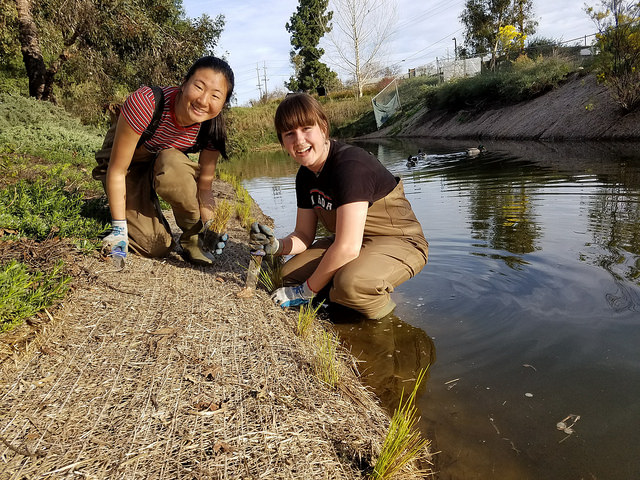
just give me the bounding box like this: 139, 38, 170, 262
323, 0, 398, 97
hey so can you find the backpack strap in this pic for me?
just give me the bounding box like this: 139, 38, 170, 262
184, 118, 212, 154
136, 86, 164, 148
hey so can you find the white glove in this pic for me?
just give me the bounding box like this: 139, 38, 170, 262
271, 281, 315, 308
103, 220, 128, 260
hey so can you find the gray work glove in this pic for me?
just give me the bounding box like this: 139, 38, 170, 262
271, 281, 315, 308
201, 220, 229, 255
249, 222, 279, 256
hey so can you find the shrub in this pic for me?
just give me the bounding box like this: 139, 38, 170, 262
0, 179, 108, 241
423, 55, 574, 111
0, 260, 71, 332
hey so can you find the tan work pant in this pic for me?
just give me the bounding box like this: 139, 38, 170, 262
281, 234, 428, 319
93, 123, 201, 257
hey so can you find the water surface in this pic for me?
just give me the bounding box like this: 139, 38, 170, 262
235, 139, 640, 480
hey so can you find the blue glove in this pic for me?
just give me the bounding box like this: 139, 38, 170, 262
271, 281, 315, 308
103, 220, 128, 266
201, 220, 229, 255
213, 233, 229, 255
249, 222, 279, 255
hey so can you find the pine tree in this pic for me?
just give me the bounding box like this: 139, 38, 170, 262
286, 0, 337, 93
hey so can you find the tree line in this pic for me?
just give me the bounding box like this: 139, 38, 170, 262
286, 0, 638, 111
1, 0, 638, 113
2, 0, 224, 120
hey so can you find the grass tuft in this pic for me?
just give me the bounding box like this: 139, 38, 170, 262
296, 301, 323, 339
371, 368, 430, 479
315, 330, 340, 389
235, 201, 254, 229
257, 256, 283, 292
209, 199, 233, 234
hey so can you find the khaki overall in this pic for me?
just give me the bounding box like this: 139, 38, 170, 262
282, 180, 429, 319
93, 121, 203, 258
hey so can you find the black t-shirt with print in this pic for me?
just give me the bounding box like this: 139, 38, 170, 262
295, 140, 398, 211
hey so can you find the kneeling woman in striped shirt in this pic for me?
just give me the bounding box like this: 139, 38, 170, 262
94, 56, 234, 266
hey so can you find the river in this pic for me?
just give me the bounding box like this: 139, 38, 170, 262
230, 139, 640, 480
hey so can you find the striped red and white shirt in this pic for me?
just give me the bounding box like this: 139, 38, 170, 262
120, 86, 215, 153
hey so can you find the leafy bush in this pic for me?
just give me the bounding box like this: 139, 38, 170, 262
0, 92, 104, 164
0, 260, 70, 332
423, 55, 574, 111
0, 179, 108, 241
587, 0, 640, 112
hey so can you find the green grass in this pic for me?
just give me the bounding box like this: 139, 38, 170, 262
257, 256, 283, 292
371, 368, 430, 479
296, 301, 323, 339
235, 201, 254, 229
315, 330, 340, 388
0, 179, 109, 242
0, 260, 71, 332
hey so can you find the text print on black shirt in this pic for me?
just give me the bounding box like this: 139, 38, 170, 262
310, 188, 333, 210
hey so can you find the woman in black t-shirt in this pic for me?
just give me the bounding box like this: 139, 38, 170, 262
250, 93, 428, 319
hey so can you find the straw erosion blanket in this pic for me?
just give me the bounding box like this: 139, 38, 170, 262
0, 179, 430, 479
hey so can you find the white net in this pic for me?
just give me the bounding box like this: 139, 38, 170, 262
372, 79, 401, 129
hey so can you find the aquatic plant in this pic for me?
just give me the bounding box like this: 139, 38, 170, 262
315, 330, 340, 388
297, 301, 324, 339
209, 199, 233, 234
371, 367, 430, 479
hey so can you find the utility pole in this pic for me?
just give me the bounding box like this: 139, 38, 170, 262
452, 37, 457, 60
263, 62, 268, 99
256, 63, 263, 99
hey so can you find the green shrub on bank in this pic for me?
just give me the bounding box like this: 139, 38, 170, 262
0, 179, 108, 242
0, 92, 104, 164
0, 92, 104, 195
423, 55, 575, 112
227, 102, 280, 155
0, 260, 71, 332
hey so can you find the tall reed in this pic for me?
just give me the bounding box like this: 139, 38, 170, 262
297, 301, 323, 339
315, 330, 340, 388
371, 368, 430, 479
210, 199, 233, 233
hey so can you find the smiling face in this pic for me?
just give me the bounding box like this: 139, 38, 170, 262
274, 93, 331, 173
174, 67, 229, 126
281, 123, 329, 172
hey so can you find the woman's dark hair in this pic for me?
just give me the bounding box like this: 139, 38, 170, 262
184, 56, 235, 159
274, 93, 330, 145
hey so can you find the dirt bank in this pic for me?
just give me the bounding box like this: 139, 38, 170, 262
0, 179, 430, 479
364, 73, 640, 141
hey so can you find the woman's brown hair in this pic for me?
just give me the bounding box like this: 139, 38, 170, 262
274, 93, 330, 144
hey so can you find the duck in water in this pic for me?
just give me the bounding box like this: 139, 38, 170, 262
406, 149, 426, 167
466, 145, 485, 156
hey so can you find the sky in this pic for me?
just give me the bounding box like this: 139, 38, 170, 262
182, 0, 598, 106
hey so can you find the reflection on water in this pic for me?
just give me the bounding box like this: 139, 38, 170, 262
331, 312, 436, 410
237, 139, 640, 480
